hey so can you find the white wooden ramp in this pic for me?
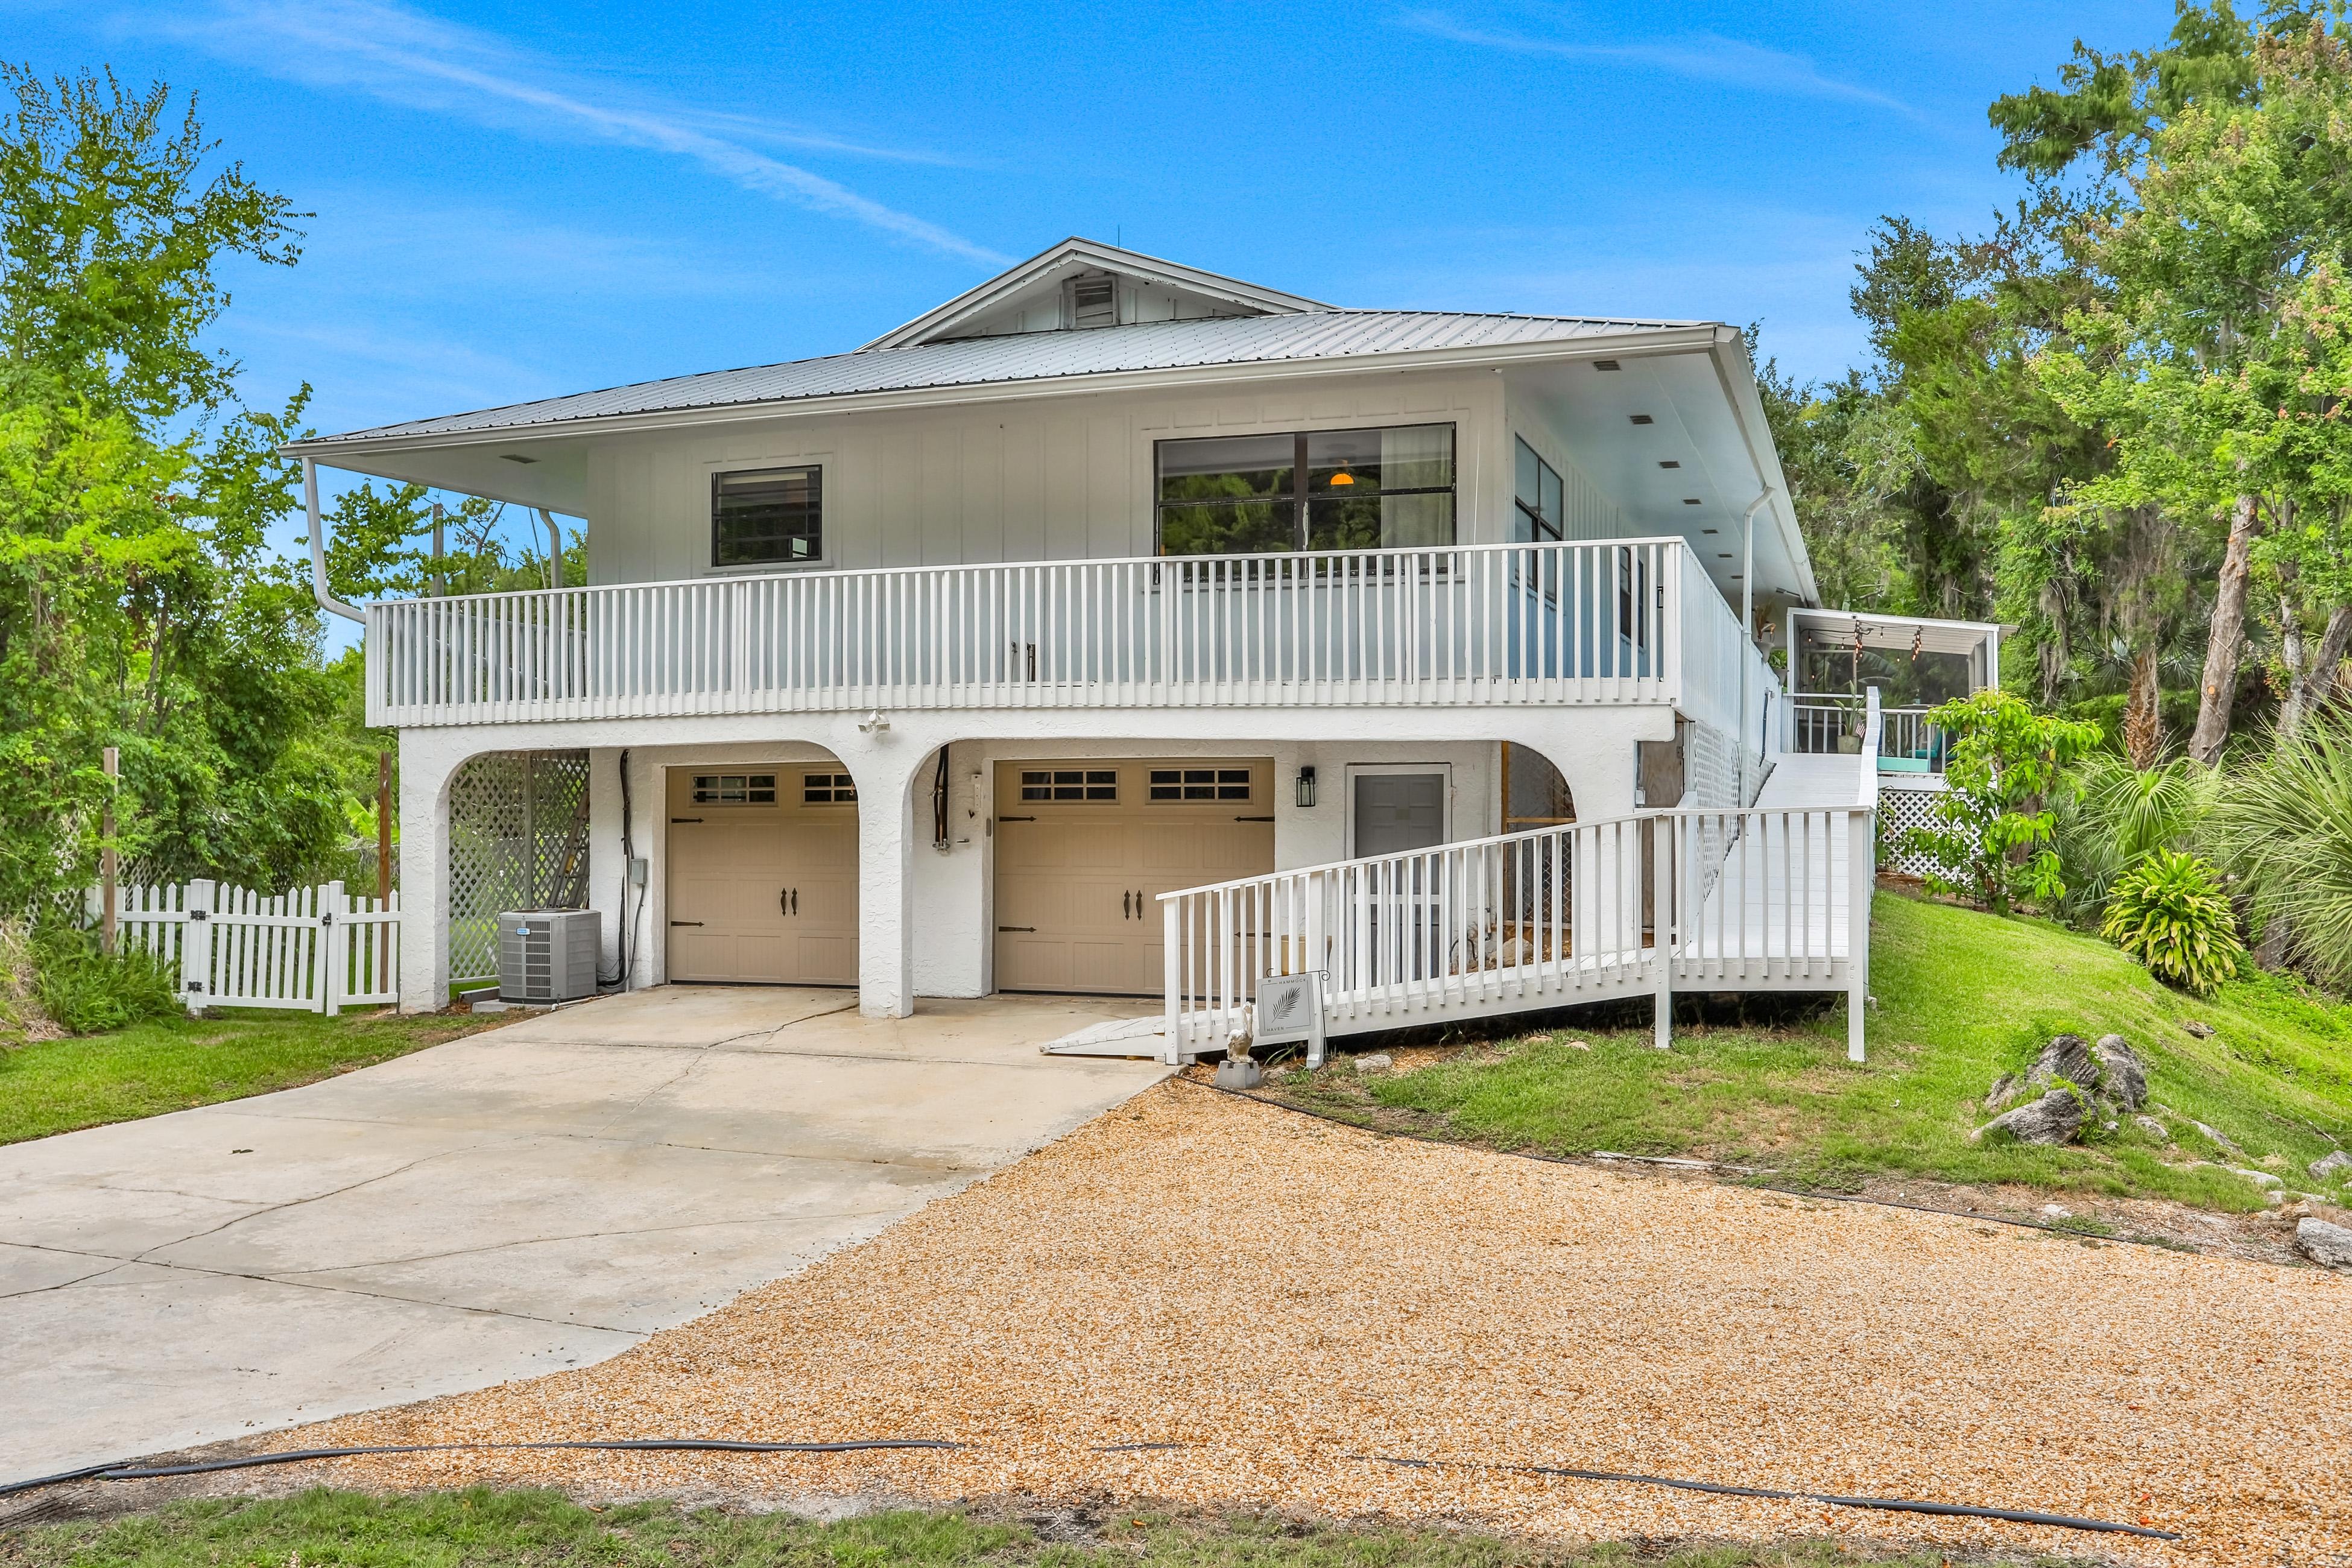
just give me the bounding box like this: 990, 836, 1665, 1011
1157, 707, 1883, 1066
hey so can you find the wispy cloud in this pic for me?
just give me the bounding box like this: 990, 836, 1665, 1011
1398, 10, 1925, 121
147, 0, 1006, 263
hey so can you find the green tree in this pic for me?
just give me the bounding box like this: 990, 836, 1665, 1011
1905, 690, 2103, 915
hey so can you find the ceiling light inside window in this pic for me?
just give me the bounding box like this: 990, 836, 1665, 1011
1328, 472, 1355, 486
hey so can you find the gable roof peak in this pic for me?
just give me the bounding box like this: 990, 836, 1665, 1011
859, 236, 1333, 352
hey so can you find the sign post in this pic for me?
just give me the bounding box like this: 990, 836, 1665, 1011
1252, 969, 1327, 1070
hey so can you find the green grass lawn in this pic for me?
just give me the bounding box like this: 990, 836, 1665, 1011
1276, 888, 2352, 1210
0, 1008, 500, 1146
0, 1488, 1955, 1568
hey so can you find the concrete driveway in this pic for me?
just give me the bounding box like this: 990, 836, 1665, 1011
0, 988, 1168, 1486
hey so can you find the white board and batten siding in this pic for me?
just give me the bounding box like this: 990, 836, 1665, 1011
103, 880, 401, 1014
583, 371, 1582, 585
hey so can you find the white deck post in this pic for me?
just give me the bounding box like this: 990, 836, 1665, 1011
1847, 807, 1871, 1063
849, 741, 922, 1019
397, 740, 454, 1014
1651, 817, 1673, 1049
1162, 896, 1182, 1066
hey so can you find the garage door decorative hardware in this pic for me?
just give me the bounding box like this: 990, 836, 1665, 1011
779, 888, 799, 915
669, 920, 705, 928
671, 817, 703, 824
997, 925, 1036, 932
996, 815, 1035, 823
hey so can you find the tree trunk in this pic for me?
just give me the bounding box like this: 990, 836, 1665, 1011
2123, 645, 2163, 768
2280, 604, 2352, 737
2189, 493, 2260, 766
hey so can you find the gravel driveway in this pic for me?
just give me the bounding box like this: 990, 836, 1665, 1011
252, 1078, 2347, 1567
0, 988, 1168, 1487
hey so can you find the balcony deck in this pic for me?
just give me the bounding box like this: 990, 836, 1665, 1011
364, 538, 1762, 730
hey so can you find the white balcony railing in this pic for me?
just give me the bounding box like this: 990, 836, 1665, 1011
364, 539, 1704, 727
1789, 697, 1947, 774
1160, 694, 1883, 1061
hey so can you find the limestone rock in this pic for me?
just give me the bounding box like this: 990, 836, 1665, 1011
2195, 1120, 2246, 1159
2230, 1166, 2284, 1190
1355, 1052, 1393, 1075
2296, 1218, 2352, 1271
2134, 1115, 2171, 1141
1973, 1087, 2087, 1146
2025, 1034, 2099, 1096
2309, 1150, 2352, 1184
2183, 1020, 2215, 1040
2091, 1035, 2149, 1111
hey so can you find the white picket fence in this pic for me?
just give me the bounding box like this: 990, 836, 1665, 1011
101, 880, 402, 1014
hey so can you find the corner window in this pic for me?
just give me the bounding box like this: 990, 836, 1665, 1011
1514, 437, 1565, 542
1155, 424, 1455, 556
713, 466, 821, 569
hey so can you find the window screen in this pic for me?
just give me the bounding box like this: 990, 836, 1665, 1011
1155, 425, 1455, 556
713, 466, 821, 568
802, 773, 858, 803
1148, 767, 1252, 801
691, 773, 776, 804
1019, 768, 1118, 801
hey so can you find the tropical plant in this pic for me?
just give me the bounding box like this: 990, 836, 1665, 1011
2101, 849, 2247, 995
26, 923, 180, 1033
2052, 751, 2220, 922
2211, 715, 2352, 990
1906, 689, 2104, 915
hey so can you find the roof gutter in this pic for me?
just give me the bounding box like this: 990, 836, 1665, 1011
278, 323, 1727, 463
305, 458, 365, 624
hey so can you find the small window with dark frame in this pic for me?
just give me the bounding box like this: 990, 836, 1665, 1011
713, 466, 821, 569
1147, 767, 1253, 801
691, 773, 777, 805
802, 773, 858, 804
1019, 768, 1118, 801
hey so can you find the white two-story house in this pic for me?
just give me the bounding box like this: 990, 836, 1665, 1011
291, 239, 1993, 1060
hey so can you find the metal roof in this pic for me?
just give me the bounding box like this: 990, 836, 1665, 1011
299, 308, 1698, 447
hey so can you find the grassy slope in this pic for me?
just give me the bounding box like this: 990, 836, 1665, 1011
0, 1009, 498, 1146
1286, 890, 2352, 1208
0, 1488, 1950, 1568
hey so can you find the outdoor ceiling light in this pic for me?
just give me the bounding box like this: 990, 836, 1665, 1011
1295, 766, 1317, 809
1683, 498, 1703, 505
1629, 414, 1654, 425
501, 453, 539, 464
1328, 472, 1355, 486
1593, 359, 1620, 371
1658, 460, 1680, 469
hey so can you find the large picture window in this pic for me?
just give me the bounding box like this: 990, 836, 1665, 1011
1155, 424, 1455, 556
713, 466, 821, 569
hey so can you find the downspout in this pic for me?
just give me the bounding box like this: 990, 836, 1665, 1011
536, 508, 564, 590
1736, 487, 1772, 802
304, 458, 364, 624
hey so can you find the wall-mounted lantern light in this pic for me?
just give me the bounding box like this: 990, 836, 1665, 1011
1295, 765, 1317, 809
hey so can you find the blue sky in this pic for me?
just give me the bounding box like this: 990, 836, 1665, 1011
11, 0, 2164, 541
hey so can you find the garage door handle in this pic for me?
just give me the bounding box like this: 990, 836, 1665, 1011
997, 925, 1035, 933
670, 920, 704, 928
1122, 890, 1130, 918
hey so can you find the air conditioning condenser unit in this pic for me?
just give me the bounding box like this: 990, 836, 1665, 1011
497, 908, 600, 1003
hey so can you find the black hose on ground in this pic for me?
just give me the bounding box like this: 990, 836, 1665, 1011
1357, 1453, 2180, 1541
0, 1438, 958, 1500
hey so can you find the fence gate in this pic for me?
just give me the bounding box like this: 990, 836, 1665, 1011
447, 750, 590, 983
106, 881, 402, 1014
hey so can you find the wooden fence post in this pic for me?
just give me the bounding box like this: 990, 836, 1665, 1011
101, 746, 119, 955
321, 880, 344, 1017
183, 879, 215, 1015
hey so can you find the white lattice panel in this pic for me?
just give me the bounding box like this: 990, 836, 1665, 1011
1877, 779, 1950, 877
447, 750, 590, 982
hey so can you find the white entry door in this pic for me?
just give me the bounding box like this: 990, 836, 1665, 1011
665, 767, 859, 985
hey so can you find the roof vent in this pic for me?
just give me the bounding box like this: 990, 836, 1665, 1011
1068, 271, 1118, 329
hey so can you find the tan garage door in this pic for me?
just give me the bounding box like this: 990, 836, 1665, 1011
666, 767, 858, 985
994, 758, 1274, 996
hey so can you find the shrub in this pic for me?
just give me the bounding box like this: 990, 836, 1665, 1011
1906, 690, 2103, 915
2211, 715, 2352, 991
2101, 849, 2246, 996
2051, 753, 2218, 926
30, 926, 182, 1034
